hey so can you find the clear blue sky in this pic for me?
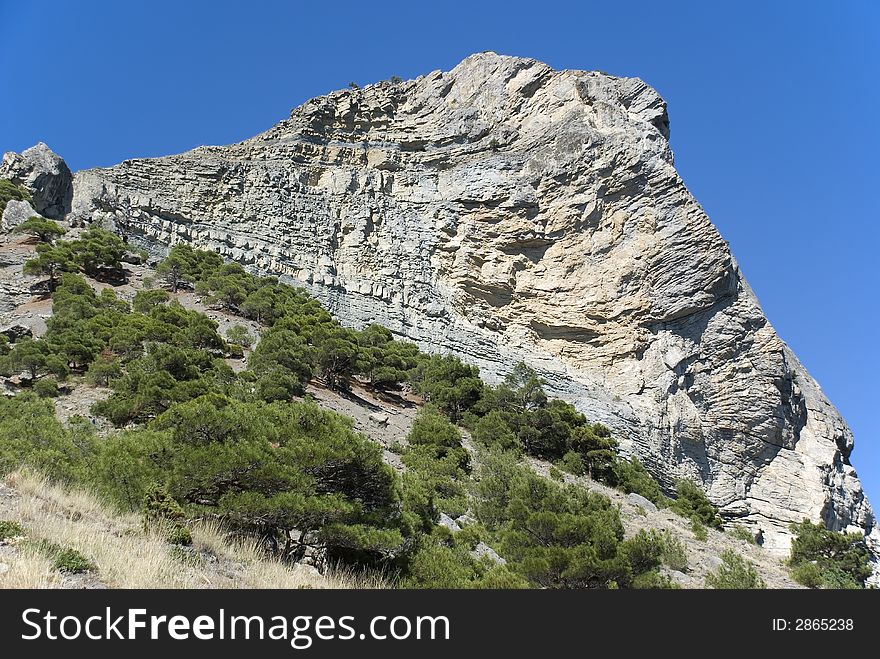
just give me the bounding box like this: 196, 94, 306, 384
1, 1, 877, 507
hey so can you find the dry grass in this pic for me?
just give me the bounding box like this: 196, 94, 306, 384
0, 470, 379, 589
0, 549, 59, 588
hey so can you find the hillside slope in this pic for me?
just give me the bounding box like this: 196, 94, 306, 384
61, 52, 876, 555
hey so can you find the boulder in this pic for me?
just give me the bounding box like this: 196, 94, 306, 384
368, 412, 390, 425
437, 513, 461, 533
626, 492, 659, 514
1, 199, 41, 231
471, 542, 506, 565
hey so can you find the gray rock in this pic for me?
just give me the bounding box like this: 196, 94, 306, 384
665, 569, 698, 588
120, 250, 145, 265
437, 513, 461, 533
706, 556, 724, 572
1, 142, 73, 220
626, 492, 658, 514
472, 542, 505, 565
0, 324, 33, 341
456, 514, 477, 527
368, 412, 389, 425
64, 52, 879, 576
1, 199, 40, 231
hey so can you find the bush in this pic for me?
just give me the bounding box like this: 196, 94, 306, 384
472, 451, 648, 589
0, 519, 26, 540
705, 550, 765, 589
142, 485, 192, 545
691, 519, 708, 542
609, 457, 668, 506
401, 406, 470, 529
729, 525, 757, 544
0, 394, 95, 483
0, 179, 30, 215
671, 480, 723, 529
790, 562, 824, 589
658, 530, 688, 572
13, 217, 66, 242
472, 410, 522, 453
226, 324, 253, 348
401, 537, 529, 589
788, 519, 872, 589
85, 354, 122, 386
26, 538, 96, 573
132, 289, 170, 313
558, 451, 585, 475
621, 530, 664, 575
33, 377, 60, 398
410, 354, 483, 421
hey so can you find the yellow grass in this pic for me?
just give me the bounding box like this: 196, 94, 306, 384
0, 470, 383, 589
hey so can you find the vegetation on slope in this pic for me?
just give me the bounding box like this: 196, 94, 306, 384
0, 179, 30, 215
0, 234, 871, 588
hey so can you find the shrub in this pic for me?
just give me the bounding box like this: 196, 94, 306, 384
0, 520, 26, 540
401, 536, 529, 589
790, 562, 824, 589
0, 394, 95, 483
472, 451, 645, 589
569, 423, 617, 480
13, 217, 66, 242
85, 354, 122, 386
0, 179, 30, 215
142, 485, 192, 545
621, 530, 664, 575
609, 457, 668, 506
226, 324, 253, 348
558, 451, 585, 475
631, 571, 679, 589
705, 550, 765, 589
26, 538, 96, 573
729, 525, 757, 544
472, 411, 520, 454
788, 519, 872, 589
132, 289, 170, 313
691, 519, 708, 542
658, 530, 688, 572
409, 354, 483, 421
356, 324, 420, 390
671, 480, 723, 529
33, 377, 60, 398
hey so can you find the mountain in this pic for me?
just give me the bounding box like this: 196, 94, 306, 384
7, 52, 878, 561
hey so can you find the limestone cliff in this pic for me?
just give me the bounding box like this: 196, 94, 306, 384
24, 52, 876, 556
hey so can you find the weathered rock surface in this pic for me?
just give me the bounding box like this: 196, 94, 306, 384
1, 142, 73, 220
626, 492, 658, 514
1, 199, 41, 231
47, 52, 876, 560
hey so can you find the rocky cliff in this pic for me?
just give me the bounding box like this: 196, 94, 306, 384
12, 52, 876, 557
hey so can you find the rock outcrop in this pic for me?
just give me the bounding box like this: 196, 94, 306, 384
1, 199, 41, 231
1, 142, 73, 220
29, 52, 876, 558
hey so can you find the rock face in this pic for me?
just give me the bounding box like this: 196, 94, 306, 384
1, 142, 73, 220
61, 52, 875, 557
1, 199, 41, 231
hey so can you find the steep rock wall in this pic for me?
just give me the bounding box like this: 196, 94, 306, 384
64, 53, 877, 556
